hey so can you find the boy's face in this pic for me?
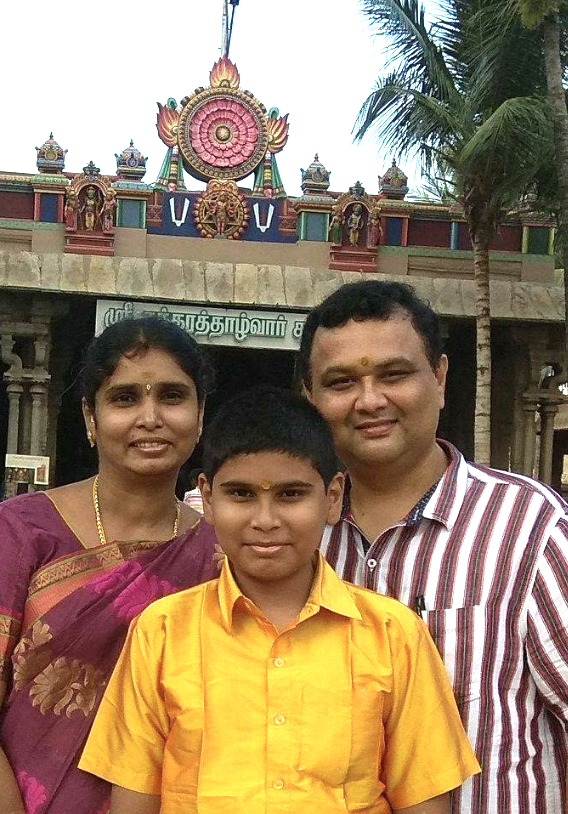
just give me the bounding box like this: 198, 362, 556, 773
200, 451, 344, 588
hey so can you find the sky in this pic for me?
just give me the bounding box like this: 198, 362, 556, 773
0, 0, 437, 197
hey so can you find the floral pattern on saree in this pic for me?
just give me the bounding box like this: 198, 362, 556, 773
29, 657, 104, 717
91, 560, 176, 622
17, 771, 47, 814
12, 620, 104, 718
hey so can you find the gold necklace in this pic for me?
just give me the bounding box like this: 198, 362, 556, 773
92, 475, 181, 546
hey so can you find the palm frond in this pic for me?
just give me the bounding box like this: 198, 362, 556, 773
359, 0, 460, 104
518, 0, 559, 28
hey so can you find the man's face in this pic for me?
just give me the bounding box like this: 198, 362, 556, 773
307, 316, 447, 473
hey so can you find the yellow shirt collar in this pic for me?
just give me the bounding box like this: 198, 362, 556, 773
218, 551, 362, 631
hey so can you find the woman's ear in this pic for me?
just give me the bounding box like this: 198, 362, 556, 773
81, 398, 96, 448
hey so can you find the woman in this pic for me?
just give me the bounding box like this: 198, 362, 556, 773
0, 317, 217, 814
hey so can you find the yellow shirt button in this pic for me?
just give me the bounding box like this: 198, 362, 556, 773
274, 658, 285, 667
273, 779, 284, 790
274, 714, 286, 725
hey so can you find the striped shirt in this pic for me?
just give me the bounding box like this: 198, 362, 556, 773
320, 440, 568, 814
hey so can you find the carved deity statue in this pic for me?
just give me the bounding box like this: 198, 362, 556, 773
347, 203, 365, 247
65, 189, 78, 230
328, 210, 343, 244
81, 186, 99, 231
368, 208, 383, 247
102, 189, 117, 233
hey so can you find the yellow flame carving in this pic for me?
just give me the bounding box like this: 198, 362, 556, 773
156, 103, 179, 148
210, 56, 240, 89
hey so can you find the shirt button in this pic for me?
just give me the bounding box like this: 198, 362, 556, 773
274, 658, 285, 668
274, 714, 286, 725
367, 558, 377, 570
273, 779, 284, 790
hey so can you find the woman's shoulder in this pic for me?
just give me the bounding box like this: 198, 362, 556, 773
0, 491, 53, 525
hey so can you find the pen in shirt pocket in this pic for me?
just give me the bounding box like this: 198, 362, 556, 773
414, 594, 427, 620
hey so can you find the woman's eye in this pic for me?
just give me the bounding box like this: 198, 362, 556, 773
113, 392, 136, 405
162, 391, 184, 402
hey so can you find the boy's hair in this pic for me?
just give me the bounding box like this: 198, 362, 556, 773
300, 280, 442, 388
202, 385, 341, 488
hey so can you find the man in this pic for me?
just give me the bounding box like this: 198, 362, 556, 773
300, 279, 568, 814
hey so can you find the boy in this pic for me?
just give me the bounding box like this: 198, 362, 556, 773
79, 386, 480, 814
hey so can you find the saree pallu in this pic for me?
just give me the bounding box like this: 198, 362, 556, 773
0, 520, 217, 814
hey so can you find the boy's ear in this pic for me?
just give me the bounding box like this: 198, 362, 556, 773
325, 471, 345, 526
198, 473, 214, 524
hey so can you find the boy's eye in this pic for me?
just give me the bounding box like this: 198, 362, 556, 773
227, 488, 254, 499
279, 489, 306, 500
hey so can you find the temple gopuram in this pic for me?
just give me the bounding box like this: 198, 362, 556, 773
0, 54, 566, 494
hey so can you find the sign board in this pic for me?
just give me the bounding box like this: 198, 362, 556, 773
95, 300, 307, 351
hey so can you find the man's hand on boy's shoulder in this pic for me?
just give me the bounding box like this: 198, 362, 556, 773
394, 792, 450, 814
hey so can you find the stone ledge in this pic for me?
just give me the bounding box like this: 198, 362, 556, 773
0, 250, 564, 322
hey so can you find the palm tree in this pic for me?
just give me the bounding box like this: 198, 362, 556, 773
355, 0, 552, 463
516, 1, 568, 371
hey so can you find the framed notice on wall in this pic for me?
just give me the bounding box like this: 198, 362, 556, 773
4, 454, 50, 499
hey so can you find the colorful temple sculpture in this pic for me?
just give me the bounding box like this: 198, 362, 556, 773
0, 52, 565, 494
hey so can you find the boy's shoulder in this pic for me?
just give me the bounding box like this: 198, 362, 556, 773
341, 577, 424, 639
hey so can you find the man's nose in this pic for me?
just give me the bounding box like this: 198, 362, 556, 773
354, 378, 388, 412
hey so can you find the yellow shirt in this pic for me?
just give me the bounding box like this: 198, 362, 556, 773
79, 555, 480, 813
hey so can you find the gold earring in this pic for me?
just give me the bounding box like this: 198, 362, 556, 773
87, 430, 95, 448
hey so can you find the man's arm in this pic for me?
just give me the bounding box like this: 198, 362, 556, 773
526, 522, 568, 723
109, 785, 160, 814
394, 792, 450, 814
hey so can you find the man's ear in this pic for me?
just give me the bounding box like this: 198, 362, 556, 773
435, 354, 449, 410
325, 471, 345, 526
198, 473, 214, 524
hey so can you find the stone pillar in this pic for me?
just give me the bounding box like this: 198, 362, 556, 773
30, 382, 48, 455
6, 382, 23, 453
522, 397, 539, 477
538, 402, 559, 485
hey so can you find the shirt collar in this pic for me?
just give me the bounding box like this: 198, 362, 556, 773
341, 439, 467, 532
217, 552, 362, 631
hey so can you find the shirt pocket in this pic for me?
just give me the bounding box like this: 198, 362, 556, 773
343, 687, 385, 811
298, 684, 352, 787
424, 604, 486, 705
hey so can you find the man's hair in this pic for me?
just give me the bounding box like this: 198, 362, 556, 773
202, 385, 341, 488
299, 280, 442, 388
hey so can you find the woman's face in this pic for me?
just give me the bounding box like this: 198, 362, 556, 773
83, 347, 203, 480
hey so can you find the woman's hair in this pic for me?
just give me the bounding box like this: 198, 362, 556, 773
81, 317, 214, 408
201, 385, 341, 488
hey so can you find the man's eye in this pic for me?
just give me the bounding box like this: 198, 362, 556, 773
327, 378, 353, 389
383, 370, 409, 380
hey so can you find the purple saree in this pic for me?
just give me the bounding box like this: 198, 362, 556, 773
0, 493, 217, 814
